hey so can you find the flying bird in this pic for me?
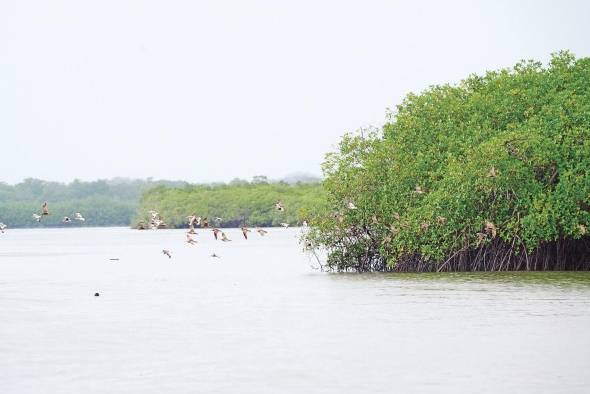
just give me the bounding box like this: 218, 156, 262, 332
241, 227, 251, 240
186, 233, 198, 245
280, 223, 289, 228
201, 217, 209, 228
211, 253, 221, 258
187, 215, 198, 228
212, 228, 221, 240
32, 213, 41, 222
62, 217, 72, 223
42, 202, 49, 215
74, 212, 85, 221
214, 217, 223, 224
0, 222, 6, 233
162, 249, 172, 259
256, 228, 268, 236
220, 232, 232, 242
275, 200, 285, 212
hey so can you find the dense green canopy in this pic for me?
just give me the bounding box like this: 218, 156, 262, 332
308, 51, 590, 272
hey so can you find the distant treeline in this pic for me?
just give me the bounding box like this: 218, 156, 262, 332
0, 176, 325, 228
135, 180, 326, 228
0, 178, 187, 227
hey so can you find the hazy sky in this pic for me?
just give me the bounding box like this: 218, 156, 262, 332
1, 0, 589, 184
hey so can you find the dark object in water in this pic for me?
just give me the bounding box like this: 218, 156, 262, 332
109, 258, 120, 261
94, 292, 100, 297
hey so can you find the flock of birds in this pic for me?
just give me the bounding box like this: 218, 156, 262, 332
156, 200, 299, 259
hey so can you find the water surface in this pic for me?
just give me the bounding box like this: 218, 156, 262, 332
1, 227, 589, 393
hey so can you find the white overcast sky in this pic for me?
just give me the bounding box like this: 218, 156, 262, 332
1, 0, 589, 184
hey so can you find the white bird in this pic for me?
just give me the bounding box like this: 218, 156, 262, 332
149, 210, 160, 220
280, 223, 290, 228
346, 201, 357, 210
74, 212, 85, 221
32, 213, 41, 222
62, 217, 72, 223
0, 222, 6, 233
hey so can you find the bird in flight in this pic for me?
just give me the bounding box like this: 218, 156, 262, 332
280, 223, 289, 228
187, 214, 198, 228
201, 217, 209, 228
42, 202, 49, 216
162, 249, 172, 259
220, 232, 232, 242
275, 200, 285, 212
212, 228, 221, 240
0, 222, 6, 233
186, 233, 198, 245
32, 213, 41, 222
211, 253, 221, 258
241, 227, 251, 240
74, 212, 85, 221
256, 228, 268, 236
62, 217, 72, 223
214, 217, 223, 225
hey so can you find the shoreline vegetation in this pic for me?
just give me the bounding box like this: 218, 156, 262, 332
305, 51, 590, 272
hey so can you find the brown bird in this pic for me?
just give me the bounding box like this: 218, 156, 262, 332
413, 186, 425, 195
212, 228, 221, 240
241, 227, 251, 240
484, 221, 497, 238
420, 222, 430, 232
187, 214, 198, 229
256, 228, 268, 236
201, 217, 209, 228
162, 249, 172, 259
221, 232, 232, 242
42, 202, 49, 215
186, 233, 198, 245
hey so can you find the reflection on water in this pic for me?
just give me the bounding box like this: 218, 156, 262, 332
1, 228, 589, 394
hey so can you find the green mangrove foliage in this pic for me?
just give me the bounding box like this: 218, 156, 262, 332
307, 51, 590, 272
0, 178, 186, 227
135, 181, 326, 228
